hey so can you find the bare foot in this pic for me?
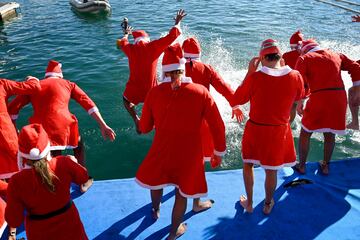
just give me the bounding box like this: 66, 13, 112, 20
292, 163, 306, 174
192, 199, 214, 212
167, 223, 187, 240
319, 160, 329, 175
347, 122, 359, 130
240, 195, 253, 213
151, 208, 160, 220
263, 199, 275, 215
80, 177, 94, 193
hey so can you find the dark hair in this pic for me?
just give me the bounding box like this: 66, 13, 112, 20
264, 53, 281, 61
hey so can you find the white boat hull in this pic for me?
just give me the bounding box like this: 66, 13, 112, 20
69, 0, 111, 14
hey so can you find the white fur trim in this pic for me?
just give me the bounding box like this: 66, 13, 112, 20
160, 76, 192, 84
45, 72, 63, 78
243, 158, 296, 170
184, 52, 200, 58
87, 106, 99, 115
134, 36, 150, 44
353, 80, 360, 87
186, 57, 200, 62
49, 145, 77, 151
28, 77, 39, 82
214, 150, 226, 157
10, 114, 18, 120
135, 178, 207, 198
0, 172, 17, 179
0, 221, 7, 238
307, 46, 322, 53
173, 24, 182, 34
204, 157, 211, 162
232, 105, 241, 110
162, 58, 186, 72
260, 66, 292, 77
290, 44, 299, 47
302, 124, 346, 135
18, 152, 52, 171
19, 142, 50, 160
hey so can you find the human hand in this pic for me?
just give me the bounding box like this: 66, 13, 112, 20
210, 155, 222, 168
296, 100, 304, 116
352, 15, 360, 22
232, 107, 244, 123
101, 125, 116, 141
174, 9, 187, 25
248, 57, 260, 75
124, 26, 133, 35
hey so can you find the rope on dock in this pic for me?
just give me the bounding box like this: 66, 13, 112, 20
335, 0, 360, 7
315, 0, 360, 14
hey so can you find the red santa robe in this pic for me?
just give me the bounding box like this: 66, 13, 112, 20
117, 26, 181, 105
185, 60, 233, 160
0, 180, 8, 238
8, 77, 98, 150
5, 156, 89, 240
295, 48, 360, 134
282, 50, 300, 69
232, 66, 304, 169
136, 80, 226, 197
0, 78, 40, 179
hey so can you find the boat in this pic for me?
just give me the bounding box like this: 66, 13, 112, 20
0, 2, 20, 21
69, 0, 111, 14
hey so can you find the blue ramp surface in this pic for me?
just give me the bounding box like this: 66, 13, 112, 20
15, 158, 360, 240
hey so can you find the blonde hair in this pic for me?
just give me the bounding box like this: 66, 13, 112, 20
27, 157, 57, 192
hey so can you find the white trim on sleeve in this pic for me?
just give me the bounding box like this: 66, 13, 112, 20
88, 106, 99, 115
214, 150, 226, 157
174, 24, 182, 34
10, 114, 18, 120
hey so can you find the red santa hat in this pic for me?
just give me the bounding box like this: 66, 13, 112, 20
290, 30, 304, 47
45, 60, 63, 78
162, 43, 186, 73
18, 124, 50, 162
182, 37, 201, 59
132, 30, 150, 44
301, 39, 319, 54
259, 39, 281, 58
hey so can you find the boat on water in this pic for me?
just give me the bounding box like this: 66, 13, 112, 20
69, 0, 111, 14
0, 2, 20, 21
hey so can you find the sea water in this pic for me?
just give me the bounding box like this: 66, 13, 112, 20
0, 0, 359, 179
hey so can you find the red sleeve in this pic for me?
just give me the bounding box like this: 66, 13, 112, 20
340, 54, 360, 86
7, 95, 31, 120
148, 26, 181, 58
295, 57, 310, 98
139, 90, 154, 134
117, 37, 131, 56
208, 65, 234, 105
231, 74, 253, 107
1, 77, 40, 96
5, 177, 24, 227
203, 89, 226, 155
294, 71, 305, 101
70, 82, 98, 114
64, 156, 89, 185
0, 180, 8, 199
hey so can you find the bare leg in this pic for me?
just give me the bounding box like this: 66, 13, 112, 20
123, 96, 141, 134
151, 189, 163, 219
192, 198, 214, 212
240, 163, 254, 213
167, 188, 187, 240
263, 169, 277, 215
294, 128, 312, 174
320, 132, 335, 175
347, 105, 359, 130
73, 136, 85, 167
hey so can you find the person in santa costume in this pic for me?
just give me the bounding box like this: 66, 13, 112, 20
117, 9, 186, 134
294, 39, 360, 175
136, 43, 226, 239
231, 39, 304, 214
347, 59, 360, 130
182, 37, 243, 212
8, 60, 116, 175
5, 124, 90, 240
282, 30, 304, 69
0, 76, 40, 180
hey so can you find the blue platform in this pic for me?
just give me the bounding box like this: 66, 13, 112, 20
13, 158, 360, 240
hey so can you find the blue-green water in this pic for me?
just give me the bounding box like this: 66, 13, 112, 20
1, 0, 359, 180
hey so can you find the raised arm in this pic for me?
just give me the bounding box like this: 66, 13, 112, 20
2, 76, 40, 96
116, 25, 133, 55
7, 95, 31, 123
